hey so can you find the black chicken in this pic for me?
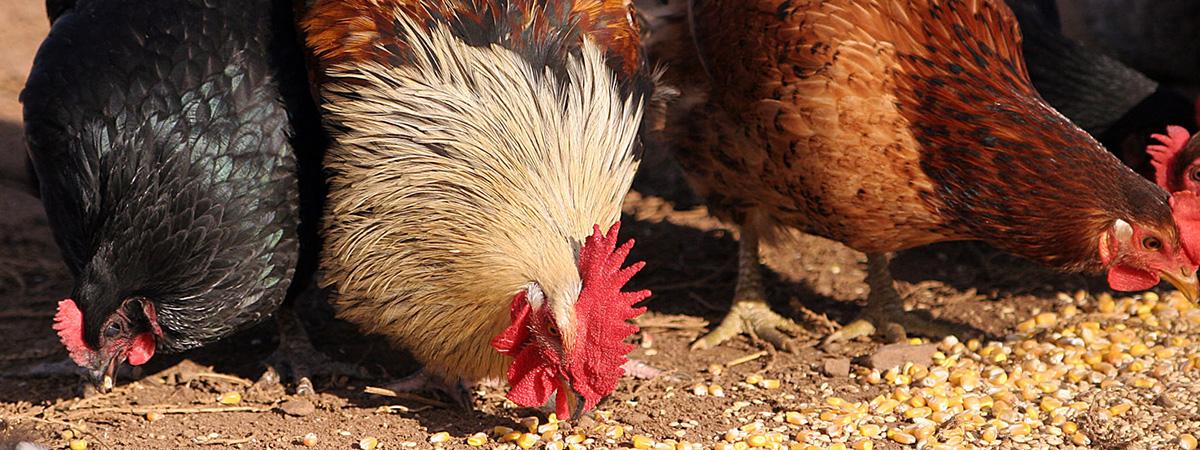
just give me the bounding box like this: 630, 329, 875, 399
22, 0, 326, 391
1007, 0, 1198, 178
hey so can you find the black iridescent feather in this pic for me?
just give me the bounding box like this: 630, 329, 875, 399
22, 0, 324, 355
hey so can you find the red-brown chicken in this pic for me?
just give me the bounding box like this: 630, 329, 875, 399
300, 0, 661, 418
642, 0, 1200, 349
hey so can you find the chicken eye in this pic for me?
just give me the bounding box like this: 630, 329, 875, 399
1143, 236, 1163, 251
1190, 168, 1200, 183
546, 323, 560, 336
104, 322, 123, 338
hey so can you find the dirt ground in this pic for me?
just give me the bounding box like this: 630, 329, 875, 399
4, 2, 1200, 450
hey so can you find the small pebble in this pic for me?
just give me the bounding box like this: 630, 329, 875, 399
279, 399, 317, 417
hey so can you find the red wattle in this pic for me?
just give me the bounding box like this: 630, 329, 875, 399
1107, 264, 1159, 293
127, 332, 156, 365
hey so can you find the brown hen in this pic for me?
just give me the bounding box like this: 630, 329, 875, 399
643, 0, 1200, 349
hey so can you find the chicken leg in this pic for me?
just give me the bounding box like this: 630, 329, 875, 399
822, 253, 964, 346
691, 228, 803, 352
260, 305, 372, 395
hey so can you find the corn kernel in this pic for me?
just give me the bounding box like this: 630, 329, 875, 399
1040, 397, 1062, 412
1181, 433, 1198, 450
538, 423, 559, 434
1073, 432, 1090, 445
874, 399, 899, 414
359, 436, 379, 450
429, 432, 451, 444
851, 439, 873, 450
967, 339, 981, 351
520, 417, 540, 433
1109, 402, 1132, 416
302, 433, 319, 447
746, 434, 768, 447
467, 433, 488, 446
1016, 319, 1036, 332
516, 433, 539, 449
859, 424, 882, 438
632, 435, 654, 449
502, 431, 523, 443
69, 440, 87, 450
217, 392, 241, 405
494, 426, 514, 437
745, 375, 763, 385
1008, 424, 1032, 436
889, 431, 917, 445
785, 411, 803, 426
905, 407, 932, 419
604, 425, 625, 439
145, 412, 163, 422
734, 442, 749, 450
545, 442, 564, 450
740, 422, 762, 433
828, 444, 847, 450
760, 379, 781, 389
715, 443, 735, 450
566, 434, 586, 444
692, 384, 709, 396
1099, 296, 1116, 313
981, 426, 997, 443
725, 429, 741, 443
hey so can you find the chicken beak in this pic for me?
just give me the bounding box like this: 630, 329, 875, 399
88, 353, 120, 393
556, 375, 585, 420
1160, 266, 1200, 303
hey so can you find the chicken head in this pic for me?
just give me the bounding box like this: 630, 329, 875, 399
1099, 192, 1200, 301
53, 298, 162, 392
490, 222, 649, 419
1148, 125, 1200, 194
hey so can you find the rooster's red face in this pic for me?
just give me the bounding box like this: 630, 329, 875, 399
53, 298, 162, 392
490, 222, 649, 419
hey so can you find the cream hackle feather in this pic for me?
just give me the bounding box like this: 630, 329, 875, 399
318, 9, 646, 383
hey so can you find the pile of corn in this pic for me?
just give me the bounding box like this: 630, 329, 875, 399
706, 290, 1200, 450
435, 289, 1200, 449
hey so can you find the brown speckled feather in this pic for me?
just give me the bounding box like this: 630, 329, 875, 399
651, 0, 1179, 274
303, 0, 647, 89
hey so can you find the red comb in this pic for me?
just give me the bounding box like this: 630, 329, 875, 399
568, 221, 650, 413
1147, 125, 1193, 191
1170, 191, 1200, 266
53, 299, 94, 366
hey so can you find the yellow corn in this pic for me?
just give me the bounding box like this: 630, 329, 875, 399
467, 433, 488, 446
1109, 402, 1132, 416
632, 435, 654, 449
429, 432, 451, 444
515, 433, 539, 449
1181, 433, 1198, 450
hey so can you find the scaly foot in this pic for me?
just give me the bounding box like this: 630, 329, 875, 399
691, 228, 803, 352
692, 300, 802, 351
822, 253, 967, 347
258, 306, 373, 395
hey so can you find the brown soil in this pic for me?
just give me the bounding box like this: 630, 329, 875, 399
0, 3, 1183, 450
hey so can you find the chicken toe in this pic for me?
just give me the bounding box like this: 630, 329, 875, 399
262, 306, 372, 395
380, 369, 474, 410
692, 229, 802, 352
822, 253, 967, 347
